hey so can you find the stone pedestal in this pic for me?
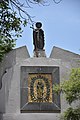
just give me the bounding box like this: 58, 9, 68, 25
0, 113, 3, 120
33, 49, 46, 57
0, 46, 80, 120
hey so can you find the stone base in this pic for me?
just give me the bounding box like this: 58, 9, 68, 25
3, 113, 60, 120
33, 49, 46, 57
0, 113, 3, 120
1, 46, 80, 120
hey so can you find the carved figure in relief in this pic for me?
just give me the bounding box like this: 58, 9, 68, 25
37, 81, 44, 101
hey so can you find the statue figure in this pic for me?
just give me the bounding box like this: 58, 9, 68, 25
33, 22, 44, 50
37, 81, 44, 102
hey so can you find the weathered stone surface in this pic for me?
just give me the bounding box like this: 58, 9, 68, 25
0, 46, 79, 120
0, 46, 30, 113
33, 49, 46, 57
50, 46, 80, 62
0, 113, 3, 120
3, 113, 60, 120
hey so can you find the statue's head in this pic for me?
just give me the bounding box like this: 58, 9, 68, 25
36, 22, 42, 28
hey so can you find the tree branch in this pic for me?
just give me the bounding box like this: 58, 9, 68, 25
53, 0, 62, 4
10, 0, 34, 23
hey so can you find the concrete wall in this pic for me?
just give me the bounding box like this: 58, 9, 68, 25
3, 58, 62, 120
0, 46, 30, 114
50, 46, 80, 62
0, 113, 3, 120
0, 46, 80, 120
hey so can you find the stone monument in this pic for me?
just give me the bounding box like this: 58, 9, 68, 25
32, 22, 46, 57
0, 22, 80, 120
20, 22, 60, 113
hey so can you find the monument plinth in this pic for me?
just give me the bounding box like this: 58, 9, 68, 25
0, 22, 80, 120
1, 46, 80, 120
20, 66, 60, 113
33, 49, 46, 57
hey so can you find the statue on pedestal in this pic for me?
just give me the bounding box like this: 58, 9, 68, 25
33, 22, 44, 51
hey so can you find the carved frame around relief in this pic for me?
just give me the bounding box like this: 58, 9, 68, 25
20, 66, 61, 113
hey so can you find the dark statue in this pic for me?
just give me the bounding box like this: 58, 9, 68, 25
33, 22, 44, 50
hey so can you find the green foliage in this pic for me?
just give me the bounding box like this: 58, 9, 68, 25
62, 107, 80, 120
0, 1, 27, 62
53, 68, 80, 120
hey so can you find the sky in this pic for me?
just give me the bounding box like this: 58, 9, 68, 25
16, 0, 80, 57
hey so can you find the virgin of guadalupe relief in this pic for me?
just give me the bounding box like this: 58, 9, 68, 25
37, 81, 44, 101
28, 74, 52, 103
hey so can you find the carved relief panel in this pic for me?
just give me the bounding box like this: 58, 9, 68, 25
20, 66, 60, 113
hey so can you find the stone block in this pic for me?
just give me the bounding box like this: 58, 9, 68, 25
20, 66, 60, 113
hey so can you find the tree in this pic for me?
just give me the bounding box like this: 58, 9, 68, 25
0, 0, 25, 61
53, 68, 80, 120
